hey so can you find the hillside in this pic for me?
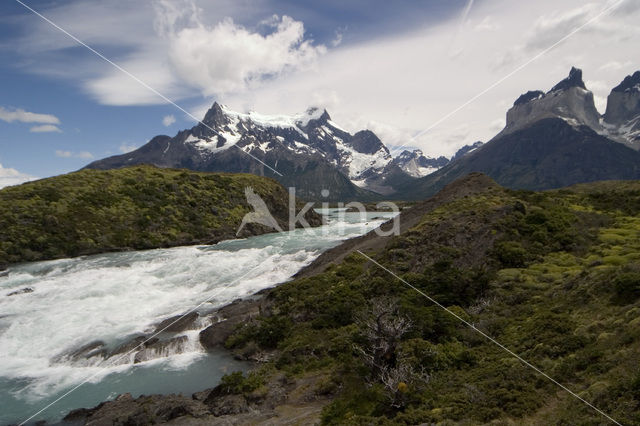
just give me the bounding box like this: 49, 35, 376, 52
0, 166, 319, 266
67, 174, 640, 424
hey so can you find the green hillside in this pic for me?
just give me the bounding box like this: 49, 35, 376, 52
220, 175, 640, 424
0, 166, 312, 266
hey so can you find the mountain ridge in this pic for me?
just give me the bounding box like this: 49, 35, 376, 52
396, 67, 640, 200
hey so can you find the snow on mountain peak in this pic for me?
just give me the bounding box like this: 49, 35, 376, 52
215, 103, 328, 132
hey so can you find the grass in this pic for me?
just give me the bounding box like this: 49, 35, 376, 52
220, 179, 640, 424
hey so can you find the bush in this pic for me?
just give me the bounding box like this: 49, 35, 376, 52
613, 271, 640, 304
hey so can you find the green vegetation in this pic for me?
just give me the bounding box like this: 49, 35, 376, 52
224, 179, 640, 424
0, 165, 295, 265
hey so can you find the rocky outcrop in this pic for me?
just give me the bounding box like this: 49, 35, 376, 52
63, 371, 331, 425
199, 297, 269, 351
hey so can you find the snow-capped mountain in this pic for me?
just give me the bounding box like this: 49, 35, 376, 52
86, 103, 417, 200
390, 150, 448, 178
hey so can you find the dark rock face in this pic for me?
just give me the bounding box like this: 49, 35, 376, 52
350, 130, 386, 154
514, 90, 545, 106
610, 70, 640, 93
154, 312, 199, 333
199, 298, 265, 351
549, 66, 586, 92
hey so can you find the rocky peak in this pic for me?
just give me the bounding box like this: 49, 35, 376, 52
349, 130, 388, 155
604, 71, 640, 125
611, 70, 640, 93
451, 141, 484, 161
500, 67, 600, 136
548, 67, 586, 93
603, 70, 640, 149
201, 102, 229, 128
514, 91, 544, 106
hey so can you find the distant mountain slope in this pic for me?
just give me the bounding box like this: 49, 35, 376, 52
0, 166, 319, 266
396, 67, 640, 200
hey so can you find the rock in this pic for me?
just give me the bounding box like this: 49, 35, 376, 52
63, 393, 210, 424
206, 394, 249, 416
53, 340, 107, 364
199, 298, 268, 351
154, 311, 199, 333
199, 320, 238, 350
192, 388, 214, 402
109, 336, 147, 357
6, 287, 33, 296
134, 335, 189, 363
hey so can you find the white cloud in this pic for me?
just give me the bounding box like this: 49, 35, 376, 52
0, 164, 37, 189
81, 3, 326, 106
167, 15, 325, 96
30, 124, 62, 133
119, 143, 140, 153
162, 114, 176, 126
9, 0, 640, 158
55, 150, 93, 159
215, 0, 640, 157
0, 107, 60, 124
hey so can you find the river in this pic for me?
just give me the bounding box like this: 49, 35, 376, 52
0, 209, 395, 425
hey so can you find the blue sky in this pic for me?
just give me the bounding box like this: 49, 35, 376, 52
1, 0, 639, 187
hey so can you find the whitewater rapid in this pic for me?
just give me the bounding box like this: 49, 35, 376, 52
0, 210, 395, 424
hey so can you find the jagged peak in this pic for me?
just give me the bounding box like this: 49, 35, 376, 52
611, 70, 640, 93
201, 101, 228, 127
514, 90, 545, 106
548, 67, 587, 93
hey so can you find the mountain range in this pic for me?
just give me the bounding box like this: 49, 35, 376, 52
395, 67, 640, 199
87, 67, 640, 201
85, 104, 478, 200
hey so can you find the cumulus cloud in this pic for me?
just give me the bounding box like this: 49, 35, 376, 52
0, 164, 37, 189
30, 124, 62, 133
162, 114, 176, 126
83, 2, 326, 105
167, 15, 325, 96
55, 150, 93, 159
0, 107, 60, 124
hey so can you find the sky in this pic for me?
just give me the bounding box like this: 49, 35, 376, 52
1, 0, 640, 188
